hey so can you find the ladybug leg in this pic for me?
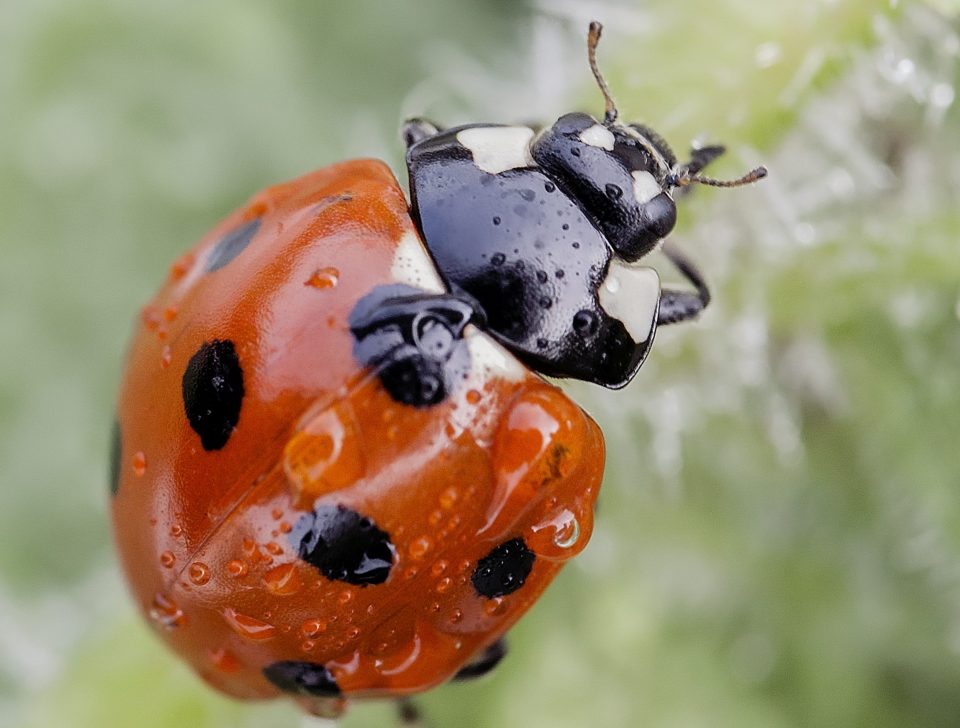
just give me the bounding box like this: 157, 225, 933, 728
452, 638, 508, 681
656, 243, 711, 326
396, 698, 427, 726
402, 118, 443, 148
683, 144, 726, 176
349, 284, 483, 407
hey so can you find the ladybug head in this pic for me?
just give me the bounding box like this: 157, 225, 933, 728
530, 22, 766, 263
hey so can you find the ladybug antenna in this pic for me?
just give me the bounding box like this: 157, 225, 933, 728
667, 164, 768, 189
588, 21, 619, 125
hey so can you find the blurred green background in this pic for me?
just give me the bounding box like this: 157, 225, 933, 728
3, 1, 960, 726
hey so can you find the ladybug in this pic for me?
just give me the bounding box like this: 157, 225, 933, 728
110, 22, 765, 723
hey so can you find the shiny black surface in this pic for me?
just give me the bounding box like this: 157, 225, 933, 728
531, 113, 677, 262
407, 126, 653, 387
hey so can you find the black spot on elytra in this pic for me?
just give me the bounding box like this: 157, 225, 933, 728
291, 504, 395, 586
472, 537, 535, 599
263, 661, 340, 697
452, 639, 508, 681
181, 339, 244, 451
109, 420, 121, 497
206, 218, 260, 272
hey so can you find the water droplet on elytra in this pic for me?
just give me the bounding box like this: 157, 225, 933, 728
605, 183, 623, 200
132, 451, 147, 477
305, 267, 339, 289
159, 551, 175, 568
223, 608, 276, 641
149, 593, 185, 630
227, 559, 248, 577
408, 536, 433, 561
188, 562, 210, 586
435, 577, 453, 594
263, 563, 301, 595
301, 619, 327, 638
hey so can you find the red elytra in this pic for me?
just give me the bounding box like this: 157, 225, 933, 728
111, 160, 604, 718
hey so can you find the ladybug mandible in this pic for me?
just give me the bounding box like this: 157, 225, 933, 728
110, 22, 765, 722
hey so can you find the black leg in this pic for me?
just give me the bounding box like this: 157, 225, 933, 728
684, 144, 726, 176
396, 698, 426, 726
452, 639, 508, 682
402, 118, 442, 149
657, 244, 711, 326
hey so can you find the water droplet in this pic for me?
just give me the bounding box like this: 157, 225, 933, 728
305, 266, 340, 289
338, 590, 354, 605
283, 401, 364, 506
263, 563, 301, 595
160, 346, 172, 369
544, 181, 556, 193
159, 551, 175, 568
227, 559, 248, 577
169, 254, 194, 280
347, 626, 361, 640
483, 597, 506, 616
149, 593, 185, 629
408, 536, 433, 561
265, 541, 283, 556
440, 486, 459, 509
449, 608, 463, 624
561, 223, 570, 231
555, 269, 565, 279
141, 305, 160, 331
223, 608, 277, 641
528, 506, 590, 561
188, 562, 210, 586
208, 647, 240, 672
465, 390, 481, 405
605, 183, 623, 200
539, 296, 552, 309
302, 619, 327, 638
536, 270, 548, 284
431, 560, 449, 577
435, 577, 453, 594
169, 524, 183, 538
491, 252, 506, 266
301, 639, 317, 652
492, 216, 501, 226
132, 452, 147, 477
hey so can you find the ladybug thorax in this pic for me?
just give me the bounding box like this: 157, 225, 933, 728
406, 114, 673, 388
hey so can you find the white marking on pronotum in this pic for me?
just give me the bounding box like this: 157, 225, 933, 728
391, 230, 446, 293
579, 124, 615, 151
631, 170, 662, 205
598, 259, 661, 343
464, 327, 526, 382
457, 126, 536, 175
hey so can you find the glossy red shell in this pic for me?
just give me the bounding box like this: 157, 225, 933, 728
111, 160, 605, 713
